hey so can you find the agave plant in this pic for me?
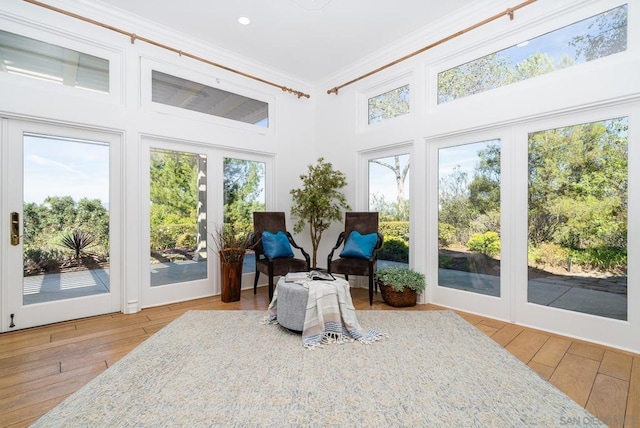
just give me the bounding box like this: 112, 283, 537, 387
59, 229, 97, 264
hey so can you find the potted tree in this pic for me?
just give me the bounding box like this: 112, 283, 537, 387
211, 224, 250, 302
375, 266, 426, 307
290, 157, 350, 268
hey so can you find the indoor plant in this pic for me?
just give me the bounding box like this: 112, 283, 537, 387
375, 266, 426, 307
290, 157, 350, 268
210, 223, 251, 302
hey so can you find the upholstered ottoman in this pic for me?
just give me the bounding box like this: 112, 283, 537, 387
276, 278, 308, 332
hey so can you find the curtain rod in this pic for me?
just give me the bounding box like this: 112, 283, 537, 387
327, 0, 537, 95
23, 0, 311, 99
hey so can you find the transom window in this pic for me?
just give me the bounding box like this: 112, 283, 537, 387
438, 4, 627, 104
151, 71, 269, 127
0, 30, 110, 94
368, 84, 410, 125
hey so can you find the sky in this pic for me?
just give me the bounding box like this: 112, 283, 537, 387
439, 140, 499, 185
23, 135, 110, 206
369, 154, 410, 204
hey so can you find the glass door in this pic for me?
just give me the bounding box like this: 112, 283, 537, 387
141, 141, 215, 307
3, 120, 121, 331
430, 132, 512, 321
514, 113, 635, 351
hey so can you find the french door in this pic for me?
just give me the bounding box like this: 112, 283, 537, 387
429, 129, 513, 322
428, 106, 638, 352
141, 140, 216, 307
1, 119, 121, 331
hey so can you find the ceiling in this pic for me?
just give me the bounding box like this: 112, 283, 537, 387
93, 0, 473, 84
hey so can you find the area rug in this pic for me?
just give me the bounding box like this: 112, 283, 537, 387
32, 310, 600, 426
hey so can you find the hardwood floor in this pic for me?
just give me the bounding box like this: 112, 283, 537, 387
1, 287, 638, 427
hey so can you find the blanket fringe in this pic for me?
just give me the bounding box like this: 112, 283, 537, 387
354, 329, 388, 345
304, 331, 354, 350
260, 315, 278, 325
303, 330, 388, 350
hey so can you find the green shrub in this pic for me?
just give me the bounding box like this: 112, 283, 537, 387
375, 266, 426, 293
24, 247, 63, 264
176, 232, 196, 249
438, 254, 454, 268
528, 242, 569, 267
378, 237, 409, 262
569, 247, 626, 271
467, 231, 500, 256
438, 223, 456, 247
150, 224, 194, 250
379, 221, 409, 243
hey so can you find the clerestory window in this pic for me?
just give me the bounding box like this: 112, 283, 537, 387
0, 29, 110, 94
438, 4, 627, 104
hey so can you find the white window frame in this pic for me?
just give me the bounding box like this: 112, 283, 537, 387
428, 0, 630, 114
358, 72, 414, 133
141, 58, 275, 136
0, 16, 122, 105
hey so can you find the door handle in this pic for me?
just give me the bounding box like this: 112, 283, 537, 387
10, 211, 20, 246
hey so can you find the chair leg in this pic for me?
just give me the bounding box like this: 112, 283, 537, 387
368, 274, 374, 306
254, 270, 259, 294
268, 274, 274, 302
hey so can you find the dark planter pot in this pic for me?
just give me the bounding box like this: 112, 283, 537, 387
378, 280, 417, 307
220, 252, 243, 303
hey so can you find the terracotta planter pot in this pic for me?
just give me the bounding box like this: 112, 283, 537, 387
220, 252, 243, 303
378, 280, 417, 307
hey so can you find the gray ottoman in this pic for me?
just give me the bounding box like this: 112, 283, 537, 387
276, 278, 308, 332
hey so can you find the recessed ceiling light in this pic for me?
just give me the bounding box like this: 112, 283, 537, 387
237, 16, 251, 25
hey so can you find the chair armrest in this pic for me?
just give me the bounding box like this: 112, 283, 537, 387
369, 232, 384, 261
326, 231, 346, 268
285, 232, 311, 267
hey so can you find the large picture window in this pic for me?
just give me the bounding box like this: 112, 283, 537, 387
527, 117, 627, 320
438, 4, 627, 103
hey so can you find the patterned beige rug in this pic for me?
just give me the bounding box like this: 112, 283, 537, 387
33, 310, 599, 426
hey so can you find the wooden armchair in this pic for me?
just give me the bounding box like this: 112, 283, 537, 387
251, 212, 310, 301
327, 212, 383, 305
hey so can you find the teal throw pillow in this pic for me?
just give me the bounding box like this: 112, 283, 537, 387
262, 231, 294, 259
340, 231, 378, 260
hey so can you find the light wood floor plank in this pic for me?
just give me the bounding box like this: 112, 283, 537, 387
490, 323, 525, 347
60, 335, 150, 372
528, 360, 555, 380
0, 361, 60, 393
505, 330, 550, 364
531, 336, 572, 368
586, 374, 628, 428
0, 361, 106, 402
599, 349, 633, 381
568, 341, 606, 362
0, 327, 146, 370
474, 323, 499, 336
626, 357, 640, 428
549, 352, 600, 407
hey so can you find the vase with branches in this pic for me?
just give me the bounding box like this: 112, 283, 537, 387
210, 223, 251, 302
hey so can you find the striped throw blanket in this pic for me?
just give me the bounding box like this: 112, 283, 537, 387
267, 278, 385, 349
